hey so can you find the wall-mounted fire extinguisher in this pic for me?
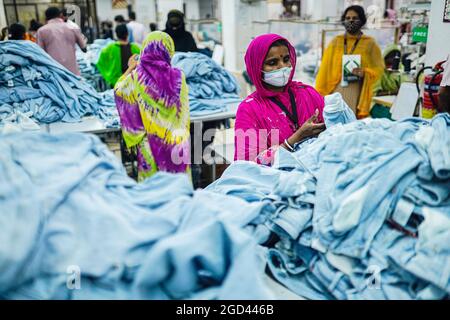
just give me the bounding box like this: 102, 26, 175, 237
416, 61, 446, 119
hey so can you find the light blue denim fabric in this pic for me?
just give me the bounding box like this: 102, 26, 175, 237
346, 223, 448, 300
76, 38, 115, 76
206, 113, 450, 299
0, 132, 273, 300
0, 41, 118, 128
414, 115, 450, 180
323, 92, 356, 128
207, 161, 282, 202
386, 205, 450, 293
266, 247, 334, 300
189, 98, 241, 117
309, 129, 421, 256
172, 52, 240, 115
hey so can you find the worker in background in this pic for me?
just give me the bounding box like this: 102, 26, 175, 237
7, 23, 26, 40
383, 9, 397, 26
0, 27, 8, 41
96, 24, 141, 87
163, 9, 197, 53
127, 12, 146, 45
234, 34, 325, 165
438, 55, 450, 114
37, 7, 87, 75
371, 44, 408, 119
100, 21, 114, 39
315, 5, 384, 119
27, 20, 42, 42
149, 22, 158, 32
114, 15, 134, 43
114, 31, 191, 182
9, 22, 37, 42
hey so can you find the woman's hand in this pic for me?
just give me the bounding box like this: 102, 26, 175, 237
127, 54, 139, 70
122, 54, 139, 78
285, 110, 326, 148
352, 67, 365, 78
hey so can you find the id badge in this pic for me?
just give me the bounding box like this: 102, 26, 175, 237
342, 54, 361, 87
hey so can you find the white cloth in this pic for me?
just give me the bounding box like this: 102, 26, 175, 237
127, 21, 147, 45
66, 19, 80, 30
441, 54, 450, 87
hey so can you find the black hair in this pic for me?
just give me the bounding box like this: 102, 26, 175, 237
8, 23, 26, 40
149, 22, 157, 32
129, 12, 136, 20
61, 8, 74, 18
45, 7, 61, 21
101, 21, 112, 28
341, 5, 367, 27
270, 39, 289, 49
115, 24, 128, 40
114, 15, 125, 23
385, 49, 401, 60
166, 10, 185, 31
168, 9, 184, 20
29, 19, 42, 32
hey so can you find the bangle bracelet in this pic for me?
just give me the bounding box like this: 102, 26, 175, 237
284, 139, 294, 152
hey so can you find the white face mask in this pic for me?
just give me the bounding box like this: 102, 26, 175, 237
262, 66, 292, 87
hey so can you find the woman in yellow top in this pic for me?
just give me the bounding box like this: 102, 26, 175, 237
316, 5, 384, 118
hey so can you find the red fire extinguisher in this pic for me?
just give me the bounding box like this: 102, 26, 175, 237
416, 61, 445, 118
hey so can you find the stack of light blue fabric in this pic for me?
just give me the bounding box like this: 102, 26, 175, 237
0, 40, 118, 130
77, 38, 114, 75
0, 132, 272, 300
77, 38, 114, 90
207, 96, 450, 300
172, 52, 241, 116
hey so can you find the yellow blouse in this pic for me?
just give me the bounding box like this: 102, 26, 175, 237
316, 33, 384, 118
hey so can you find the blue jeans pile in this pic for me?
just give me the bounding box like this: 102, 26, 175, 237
0, 131, 272, 300
0, 40, 118, 130
172, 52, 241, 116
207, 109, 450, 300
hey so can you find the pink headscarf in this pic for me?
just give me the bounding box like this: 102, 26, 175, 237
234, 33, 324, 162
245, 33, 297, 98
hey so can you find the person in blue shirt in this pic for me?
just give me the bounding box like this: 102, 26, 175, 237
114, 15, 134, 43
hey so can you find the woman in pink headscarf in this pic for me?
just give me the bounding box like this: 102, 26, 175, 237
234, 33, 326, 165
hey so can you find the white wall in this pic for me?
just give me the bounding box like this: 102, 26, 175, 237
135, 0, 157, 28
199, 0, 215, 19
303, 0, 345, 21
426, 0, 450, 66
0, 0, 6, 28
237, 0, 268, 71
96, 0, 156, 28
267, 0, 283, 20
92, 0, 199, 32
96, 0, 128, 24
221, 0, 238, 71
185, 0, 200, 20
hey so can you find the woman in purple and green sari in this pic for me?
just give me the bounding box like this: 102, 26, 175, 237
114, 31, 190, 182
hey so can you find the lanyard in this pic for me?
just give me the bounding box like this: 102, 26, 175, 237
344, 32, 362, 55
269, 88, 299, 130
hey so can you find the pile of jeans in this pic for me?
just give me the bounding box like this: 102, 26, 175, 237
0, 131, 272, 300
76, 38, 114, 91
0, 40, 118, 130
172, 52, 241, 116
207, 97, 450, 299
